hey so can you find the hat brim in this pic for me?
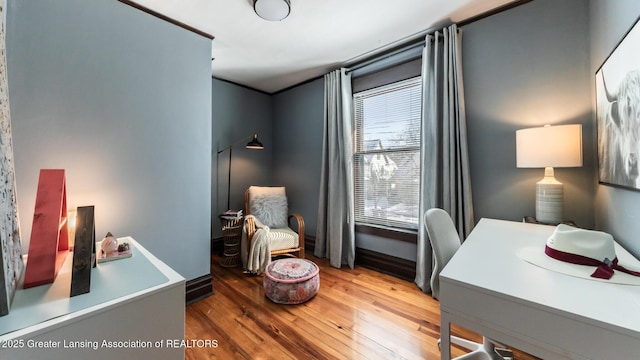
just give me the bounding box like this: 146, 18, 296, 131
517, 242, 640, 285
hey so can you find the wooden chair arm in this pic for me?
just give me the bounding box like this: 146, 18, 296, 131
288, 213, 305, 251
245, 216, 256, 241
244, 216, 256, 232
288, 213, 304, 233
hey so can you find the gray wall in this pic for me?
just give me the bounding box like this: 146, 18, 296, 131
272, 78, 324, 236
464, 0, 595, 229
266, 0, 596, 262
211, 77, 321, 240
211, 79, 272, 237
590, 0, 640, 257
211, 1, 640, 266
7, 0, 212, 280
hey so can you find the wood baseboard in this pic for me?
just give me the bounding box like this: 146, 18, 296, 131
211, 236, 223, 255
186, 274, 213, 304
307, 233, 416, 281
355, 248, 416, 281
304, 234, 315, 253
214, 233, 415, 280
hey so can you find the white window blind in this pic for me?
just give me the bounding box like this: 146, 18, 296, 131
353, 77, 421, 230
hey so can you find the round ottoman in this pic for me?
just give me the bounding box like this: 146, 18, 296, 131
263, 258, 320, 304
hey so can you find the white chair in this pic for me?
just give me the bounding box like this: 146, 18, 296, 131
425, 208, 512, 360
243, 186, 305, 259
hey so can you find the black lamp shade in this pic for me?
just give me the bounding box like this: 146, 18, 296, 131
246, 134, 264, 149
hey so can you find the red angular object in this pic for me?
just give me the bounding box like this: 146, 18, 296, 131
23, 169, 69, 289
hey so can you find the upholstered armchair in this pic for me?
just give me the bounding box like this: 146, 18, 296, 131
241, 186, 305, 273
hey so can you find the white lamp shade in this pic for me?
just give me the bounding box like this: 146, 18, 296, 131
254, 0, 291, 21
516, 124, 583, 168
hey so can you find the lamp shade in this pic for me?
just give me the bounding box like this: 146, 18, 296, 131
245, 134, 264, 149
254, 0, 291, 21
516, 124, 583, 168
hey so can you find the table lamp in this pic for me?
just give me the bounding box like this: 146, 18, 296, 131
516, 124, 582, 224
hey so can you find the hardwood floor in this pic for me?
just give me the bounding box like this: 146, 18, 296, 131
185, 255, 538, 359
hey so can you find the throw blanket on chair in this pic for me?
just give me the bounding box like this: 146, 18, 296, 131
246, 226, 271, 274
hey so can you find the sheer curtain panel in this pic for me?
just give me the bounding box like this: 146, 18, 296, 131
415, 24, 475, 295
315, 69, 356, 269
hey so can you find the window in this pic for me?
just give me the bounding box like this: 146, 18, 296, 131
353, 77, 421, 230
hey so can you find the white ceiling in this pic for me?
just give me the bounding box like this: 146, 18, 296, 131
130, 0, 518, 94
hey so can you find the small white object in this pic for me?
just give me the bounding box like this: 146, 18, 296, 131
101, 233, 118, 256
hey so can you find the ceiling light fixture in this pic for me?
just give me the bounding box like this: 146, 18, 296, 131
253, 0, 291, 21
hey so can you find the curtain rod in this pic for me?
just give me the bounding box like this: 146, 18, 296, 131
345, 41, 425, 75
344, 27, 454, 75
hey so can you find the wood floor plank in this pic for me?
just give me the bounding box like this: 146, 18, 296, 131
312, 268, 438, 355
291, 296, 411, 359
209, 281, 315, 359
186, 254, 540, 360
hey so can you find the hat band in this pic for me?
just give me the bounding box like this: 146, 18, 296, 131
545, 245, 640, 280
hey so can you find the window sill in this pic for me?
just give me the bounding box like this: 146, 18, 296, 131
355, 223, 417, 244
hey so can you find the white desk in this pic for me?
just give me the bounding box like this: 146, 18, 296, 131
0, 237, 185, 360
439, 219, 640, 360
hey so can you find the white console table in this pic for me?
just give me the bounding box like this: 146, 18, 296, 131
0, 237, 185, 360
439, 219, 640, 359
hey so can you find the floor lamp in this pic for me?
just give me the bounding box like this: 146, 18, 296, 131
217, 133, 264, 211
516, 124, 582, 224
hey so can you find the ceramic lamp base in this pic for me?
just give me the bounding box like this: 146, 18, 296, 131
535, 167, 563, 225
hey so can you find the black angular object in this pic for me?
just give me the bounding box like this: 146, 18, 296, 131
70, 206, 96, 297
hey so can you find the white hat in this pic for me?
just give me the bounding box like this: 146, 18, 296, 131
518, 224, 640, 285
547, 224, 615, 261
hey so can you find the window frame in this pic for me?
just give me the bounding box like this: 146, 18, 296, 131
355, 223, 418, 244
352, 76, 422, 232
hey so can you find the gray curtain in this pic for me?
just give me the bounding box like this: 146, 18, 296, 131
415, 24, 475, 293
315, 68, 356, 269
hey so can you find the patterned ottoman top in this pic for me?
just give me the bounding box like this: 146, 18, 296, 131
265, 258, 319, 283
